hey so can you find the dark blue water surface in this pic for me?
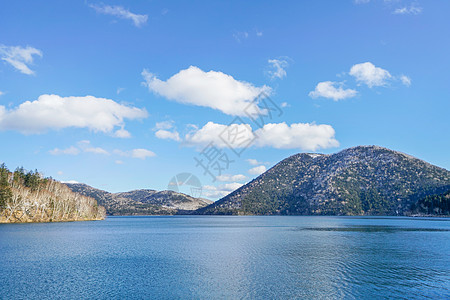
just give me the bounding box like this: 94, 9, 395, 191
1, 216, 449, 299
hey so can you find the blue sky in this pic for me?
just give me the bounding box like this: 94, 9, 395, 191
0, 0, 449, 199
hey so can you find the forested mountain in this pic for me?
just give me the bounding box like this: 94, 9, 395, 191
0, 164, 105, 223
65, 183, 212, 215
197, 146, 450, 216
411, 189, 450, 215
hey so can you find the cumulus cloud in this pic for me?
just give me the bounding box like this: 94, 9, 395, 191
254, 122, 339, 150
247, 159, 269, 166
154, 120, 180, 141
184, 121, 339, 151
0, 94, 147, 135
155, 120, 174, 130
247, 159, 261, 166
115, 148, 156, 160
202, 182, 244, 199
155, 129, 181, 142
142, 66, 271, 116
349, 62, 392, 88
216, 174, 247, 182
131, 149, 155, 159
309, 81, 357, 101
84, 147, 109, 155
89, 4, 148, 27
184, 121, 255, 149
267, 59, 289, 79
0, 45, 42, 75
248, 165, 267, 176
393, 5, 422, 15
311, 62, 410, 100
114, 128, 132, 138
78, 140, 109, 155
400, 74, 412, 86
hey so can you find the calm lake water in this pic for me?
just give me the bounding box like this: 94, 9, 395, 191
0, 216, 449, 299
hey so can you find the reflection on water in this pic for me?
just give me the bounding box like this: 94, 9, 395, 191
300, 225, 450, 232
0, 216, 449, 299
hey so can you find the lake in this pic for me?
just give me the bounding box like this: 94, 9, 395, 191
1, 216, 449, 299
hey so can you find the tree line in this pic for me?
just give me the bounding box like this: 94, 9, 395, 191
0, 163, 105, 223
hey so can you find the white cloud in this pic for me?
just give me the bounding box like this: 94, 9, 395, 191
114, 148, 156, 160
254, 122, 339, 150
354, 0, 422, 15
216, 174, 247, 182
247, 159, 265, 166
0, 94, 147, 135
82, 142, 109, 155
155, 129, 181, 142
131, 149, 156, 159
0, 91, 4, 96
89, 4, 148, 27
184, 121, 255, 149
349, 62, 392, 88
50, 140, 109, 156
155, 121, 174, 130
154, 121, 180, 141
400, 74, 411, 86
57, 171, 63, 175
393, 5, 422, 15
61, 180, 79, 184
85, 147, 109, 155
114, 128, 131, 138
280, 102, 290, 108
202, 182, 244, 199
311, 62, 410, 99
233, 31, 249, 42
267, 59, 289, 79
113, 149, 126, 156
142, 66, 271, 116
309, 81, 357, 101
117, 87, 125, 94
248, 165, 267, 176
49, 146, 80, 156
184, 121, 339, 151
0, 45, 42, 75
221, 182, 244, 191
256, 31, 263, 37
50, 141, 155, 161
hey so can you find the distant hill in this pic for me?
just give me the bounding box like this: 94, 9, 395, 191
65, 183, 213, 215
0, 165, 105, 223
197, 146, 450, 216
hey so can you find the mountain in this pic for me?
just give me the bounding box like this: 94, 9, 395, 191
0, 165, 105, 223
411, 189, 450, 215
197, 146, 450, 216
65, 183, 213, 215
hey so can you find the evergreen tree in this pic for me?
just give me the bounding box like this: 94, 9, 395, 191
0, 163, 12, 209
